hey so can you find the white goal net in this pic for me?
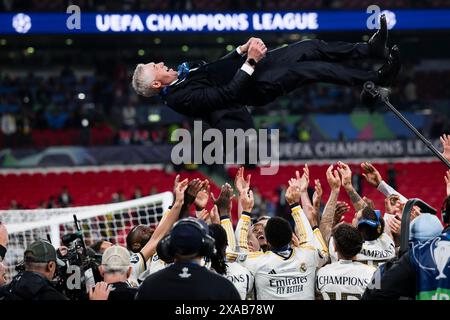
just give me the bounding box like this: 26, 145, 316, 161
0, 191, 173, 281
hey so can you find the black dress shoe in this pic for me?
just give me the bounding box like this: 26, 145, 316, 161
368, 14, 389, 59
377, 45, 401, 86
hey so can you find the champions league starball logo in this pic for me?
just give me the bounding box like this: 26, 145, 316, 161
432, 240, 450, 280
12, 13, 32, 33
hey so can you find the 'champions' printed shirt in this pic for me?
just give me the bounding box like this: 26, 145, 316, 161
329, 233, 395, 267
316, 260, 376, 300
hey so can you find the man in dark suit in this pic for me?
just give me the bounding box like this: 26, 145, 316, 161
133, 15, 398, 131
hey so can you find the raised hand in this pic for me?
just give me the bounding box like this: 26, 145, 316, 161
326, 165, 341, 191
440, 134, 450, 162
445, 170, 450, 197
240, 190, 255, 213
411, 205, 421, 221
240, 37, 263, 54
385, 194, 401, 215
194, 180, 210, 210
361, 162, 383, 188
0, 222, 7, 248
337, 161, 352, 189
89, 282, 111, 301
285, 183, 301, 206
209, 205, 220, 225
211, 183, 235, 217
247, 40, 267, 63
174, 176, 189, 202
197, 209, 210, 223
333, 201, 350, 226
234, 167, 251, 195
362, 196, 375, 210
290, 165, 309, 193
185, 179, 205, 203
312, 179, 323, 213
388, 214, 402, 236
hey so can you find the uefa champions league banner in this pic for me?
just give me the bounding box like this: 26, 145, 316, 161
0, 139, 444, 168
0, 9, 449, 34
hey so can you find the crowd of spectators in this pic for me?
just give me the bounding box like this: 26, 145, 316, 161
1, 61, 449, 147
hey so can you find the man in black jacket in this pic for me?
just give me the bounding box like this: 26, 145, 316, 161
0, 240, 68, 300
132, 15, 398, 131
97, 245, 137, 301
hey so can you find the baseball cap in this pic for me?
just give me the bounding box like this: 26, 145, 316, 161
410, 213, 443, 242
170, 219, 208, 256
101, 245, 131, 268
24, 240, 57, 263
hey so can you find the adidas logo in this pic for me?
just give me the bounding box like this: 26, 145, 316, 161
268, 269, 277, 274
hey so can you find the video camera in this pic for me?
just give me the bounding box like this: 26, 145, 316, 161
54, 215, 102, 300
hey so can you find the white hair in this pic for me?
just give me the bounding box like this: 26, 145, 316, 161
131, 63, 159, 97
102, 265, 129, 275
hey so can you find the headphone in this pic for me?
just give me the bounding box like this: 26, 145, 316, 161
157, 218, 216, 263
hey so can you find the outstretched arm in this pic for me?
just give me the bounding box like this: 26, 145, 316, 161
211, 183, 237, 252
319, 165, 341, 245
441, 134, 450, 163
167, 42, 267, 115
361, 162, 407, 203
139, 176, 188, 262
180, 179, 206, 219
337, 161, 367, 212
219, 37, 263, 60
234, 167, 251, 220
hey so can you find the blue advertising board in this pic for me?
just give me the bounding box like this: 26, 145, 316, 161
0, 9, 448, 34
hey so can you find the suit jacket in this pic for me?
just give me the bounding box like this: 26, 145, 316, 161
164, 50, 256, 131
164, 42, 316, 121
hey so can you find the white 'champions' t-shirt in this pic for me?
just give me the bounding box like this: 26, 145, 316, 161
329, 233, 395, 267
316, 260, 376, 300
224, 262, 254, 300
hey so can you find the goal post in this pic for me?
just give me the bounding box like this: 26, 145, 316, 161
0, 191, 173, 280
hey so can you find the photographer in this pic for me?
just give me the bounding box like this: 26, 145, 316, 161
363, 176, 450, 300
0, 222, 7, 287
136, 218, 241, 300
0, 262, 5, 287
0, 240, 68, 300
98, 245, 137, 300
0, 222, 7, 262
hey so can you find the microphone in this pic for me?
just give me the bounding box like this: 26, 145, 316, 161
360, 81, 380, 107
360, 81, 391, 107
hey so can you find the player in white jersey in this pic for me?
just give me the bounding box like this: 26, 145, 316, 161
324, 162, 396, 267
128, 175, 189, 286
317, 224, 376, 300
241, 216, 327, 300
208, 223, 253, 300
328, 207, 396, 267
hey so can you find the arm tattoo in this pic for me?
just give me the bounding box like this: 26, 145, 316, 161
347, 187, 367, 212
319, 190, 339, 246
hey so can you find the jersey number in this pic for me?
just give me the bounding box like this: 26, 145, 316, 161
324, 292, 362, 300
